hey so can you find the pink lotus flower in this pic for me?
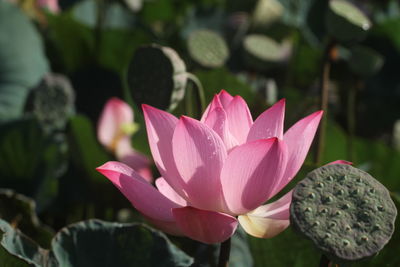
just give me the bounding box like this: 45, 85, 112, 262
37, 0, 60, 13
97, 90, 324, 244
97, 98, 152, 182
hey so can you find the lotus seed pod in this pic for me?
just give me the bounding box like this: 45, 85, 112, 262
348, 45, 384, 77
290, 164, 397, 263
127, 44, 187, 111
187, 29, 229, 68
326, 0, 371, 43
27, 73, 75, 132
242, 34, 290, 71
252, 0, 283, 29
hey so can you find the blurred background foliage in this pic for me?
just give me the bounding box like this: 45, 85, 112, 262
0, 0, 399, 266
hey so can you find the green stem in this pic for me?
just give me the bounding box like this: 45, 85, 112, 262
346, 81, 357, 162
94, 0, 106, 58
185, 73, 206, 113
319, 254, 331, 267
217, 238, 231, 267
185, 84, 194, 117
314, 39, 336, 165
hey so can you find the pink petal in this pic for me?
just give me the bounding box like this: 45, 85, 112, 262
225, 96, 253, 145
145, 216, 184, 236
155, 178, 188, 206
238, 190, 292, 238
220, 138, 288, 215
201, 90, 234, 122
96, 161, 181, 222
172, 116, 228, 212
172, 207, 238, 244
217, 90, 234, 109
200, 94, 223, 122
274, 111, 323, 193
247, 99, 286, 142
326, 160, 353, 165
203, 107, 238, 151
97, 98, 133, 152
37, 0, 60, 13
142, 105, 186, 197
116, 137, 153, 182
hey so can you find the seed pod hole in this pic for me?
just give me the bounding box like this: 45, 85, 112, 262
304, 207, 312, 212
321, 208, 329, 214
336, 189, 345, 196
324, 233, 331, 239
326, 176, 334, 182
324, 196, 334, 203
373, 224, 381, 231
342, 203, 351, 209
335, 210, 342, 216
369, 188, 375, 194
352, 188, 360, 195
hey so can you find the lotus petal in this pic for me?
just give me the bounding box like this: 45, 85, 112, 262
172, 206, 238, 244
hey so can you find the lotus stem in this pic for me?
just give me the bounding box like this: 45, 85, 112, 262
185, 73, 206, 113
217, 238, 231, 267
347, 82, 356, 161
94, 0, 106, 57
314, 39, 336, 165
319, 254, 330, 267
185, 85, 194, 117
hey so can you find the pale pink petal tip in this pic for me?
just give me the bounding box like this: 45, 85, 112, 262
238, 215, 289, 239
172, 207, 238, 244
238, 190, 292, 238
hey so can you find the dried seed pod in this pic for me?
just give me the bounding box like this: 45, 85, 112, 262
290, 164, 397, 263
127, 44, 187, 111
242, 34, 290, 71
326, 0, 371, 43
27, 73, 75, 132
187, 29, 229, 68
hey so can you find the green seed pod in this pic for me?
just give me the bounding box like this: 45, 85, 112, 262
127, 44, 187, 111
187, 29, 229, 68
28, 73, 75, 132
326, 0, 371, 43
242, 34, 290, 71
290, 164, 397, 263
